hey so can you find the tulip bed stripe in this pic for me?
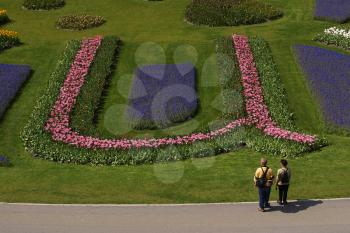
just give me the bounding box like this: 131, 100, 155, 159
22, 35, 324, 165
233, 35, 316, 144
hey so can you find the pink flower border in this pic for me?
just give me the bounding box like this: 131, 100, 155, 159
44, 35, 316, 150
233, 35, 316, 144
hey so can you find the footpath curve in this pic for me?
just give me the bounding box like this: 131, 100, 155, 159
1, 198, 349, 233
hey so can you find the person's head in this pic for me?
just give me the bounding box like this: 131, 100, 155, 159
260, 158, 267, 167
280, 159, 288, 168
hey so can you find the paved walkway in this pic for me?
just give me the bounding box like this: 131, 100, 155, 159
1, 199, 350, 233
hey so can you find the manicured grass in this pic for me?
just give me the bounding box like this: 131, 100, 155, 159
0, 0, 349, 203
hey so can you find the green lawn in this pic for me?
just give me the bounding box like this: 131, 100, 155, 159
0, 0, 349, 204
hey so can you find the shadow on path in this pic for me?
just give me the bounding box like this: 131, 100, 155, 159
267, 200, 323, 213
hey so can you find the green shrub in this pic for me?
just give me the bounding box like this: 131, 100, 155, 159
23, 0, 65, 10
185, 0, 283, 27
56, 14, 106, 30
0, 9, 10, 25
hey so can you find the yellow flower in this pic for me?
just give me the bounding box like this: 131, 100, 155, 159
0, 29, 19, 38
0, 9, 7, 17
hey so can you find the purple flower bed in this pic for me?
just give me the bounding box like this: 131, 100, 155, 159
127, 63, 198, 129
315, 0, 350, 22
294, 45, 350, 131
0, 64, 31, 119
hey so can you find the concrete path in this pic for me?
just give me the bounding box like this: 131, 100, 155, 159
1, 199, 350, 233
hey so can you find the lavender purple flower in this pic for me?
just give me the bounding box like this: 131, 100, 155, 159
294, 45, 350, 130
315, 0, 350, 23
0, 155, 10, 166
0, 64, 31, 119
127, 63, 198, 129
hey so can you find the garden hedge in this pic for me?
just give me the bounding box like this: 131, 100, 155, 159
185, 0, 283, 27
23, 0, 65, 10
56, 15, 106, 30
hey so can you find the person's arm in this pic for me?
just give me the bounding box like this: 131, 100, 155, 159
267, 168, 275, 186
276, 169, 281, 184
254, 168, 261, 185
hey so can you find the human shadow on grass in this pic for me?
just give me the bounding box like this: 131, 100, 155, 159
267, 200, 323, 213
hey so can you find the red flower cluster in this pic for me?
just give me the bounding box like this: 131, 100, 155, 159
44, 35, 316, 151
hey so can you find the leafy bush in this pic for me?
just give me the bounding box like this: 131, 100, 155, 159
23, 0, 65, 10
56, 15, 106, 30
0, 30, 20, 51
185, 0, 283, 27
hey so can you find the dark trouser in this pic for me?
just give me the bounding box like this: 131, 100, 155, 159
258, 187, 271, 209
278, 185, 289, 204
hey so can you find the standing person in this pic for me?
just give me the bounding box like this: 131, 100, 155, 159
276, 159, 291, 205
254, 158, 275, 212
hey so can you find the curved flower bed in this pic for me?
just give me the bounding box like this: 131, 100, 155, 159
314, 26, 350, 50
56, 14, 106, 30
22, 35, 324, 165
43, 35, 316, 150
